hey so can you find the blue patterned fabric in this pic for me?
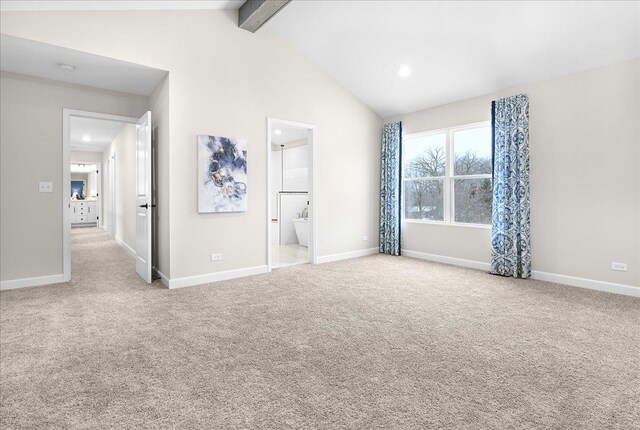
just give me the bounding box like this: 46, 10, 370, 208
491, 94, 531, 278
380, 121, 402, 255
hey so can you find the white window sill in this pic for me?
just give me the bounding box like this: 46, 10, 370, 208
402, 219, 491, 229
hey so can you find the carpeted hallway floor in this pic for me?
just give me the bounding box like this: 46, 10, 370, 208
1, 228, 639, 429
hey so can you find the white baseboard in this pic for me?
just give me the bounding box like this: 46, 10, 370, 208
163, 247, 379, 289
166, 265, 269, 289
156, 270, 170, 288
401, 249, 639, 298
114, 235, 136, 258
317, 247, 379, 264
401, 249, 491, 271
0, 274, 65, 290
531, 271, 639, 298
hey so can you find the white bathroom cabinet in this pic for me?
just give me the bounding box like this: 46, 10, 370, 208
70, 201, 98, 225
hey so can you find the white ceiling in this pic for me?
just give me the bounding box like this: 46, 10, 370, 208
0, 1, 243, 11
267, 1, 640, 118
2, 2, 637, 118
70, 117, 127, 152
271, 124, 309, 147
0, 34, 167, 96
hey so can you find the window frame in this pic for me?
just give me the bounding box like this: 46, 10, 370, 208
402, 121, 492, 228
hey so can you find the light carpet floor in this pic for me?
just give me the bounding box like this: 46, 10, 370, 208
1, 228, 639, 429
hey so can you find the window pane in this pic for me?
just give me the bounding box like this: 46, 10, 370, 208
404, 133, 446, 178
404, 179, 444, 221
454, 178, 492, 224
453, 126, 492, 175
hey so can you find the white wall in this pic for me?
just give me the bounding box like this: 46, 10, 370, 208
0, 10, 383, 281
70, 150, 102, 163
387, 59, 640, 288
0, 72, 148, 282
282, 143, 309, 192
270, 142, 309, 218
103, 124, 137, 251
86, 169, 97, 198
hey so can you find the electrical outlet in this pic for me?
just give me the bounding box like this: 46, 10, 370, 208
39, 182, 53, 193
362, 235, 368, 241
611, 262, 627, 272
211, 253, 222, 262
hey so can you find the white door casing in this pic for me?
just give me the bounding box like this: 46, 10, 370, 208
109, 154, 116, 235
266, 117, 317, 271
63, 109, 140, 283
135, 111, 153, 283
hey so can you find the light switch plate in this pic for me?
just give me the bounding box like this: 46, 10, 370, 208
211, 253, 222, 261
39, 182, 53, 193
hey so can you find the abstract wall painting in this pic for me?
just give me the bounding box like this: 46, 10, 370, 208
198, 135, 248, 213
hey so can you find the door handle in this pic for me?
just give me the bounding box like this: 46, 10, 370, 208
139, 204, 157, 209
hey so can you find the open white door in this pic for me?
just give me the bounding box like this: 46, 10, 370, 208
135, 111, 152, 283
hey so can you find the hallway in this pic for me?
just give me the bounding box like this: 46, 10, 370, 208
70, 227, 151, 292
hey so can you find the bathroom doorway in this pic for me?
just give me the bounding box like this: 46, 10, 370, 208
69, 160, 101, 229
267, 118, 316, 270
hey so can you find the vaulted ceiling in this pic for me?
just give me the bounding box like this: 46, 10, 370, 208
266, 1, 640, 117
2, 1, 638, 118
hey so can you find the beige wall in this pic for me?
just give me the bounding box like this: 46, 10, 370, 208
103, 124, 137, 251
0, 13, 635, 289
388, 59, 640, 287
0, 10, 383, 280
0, 72, 148, 281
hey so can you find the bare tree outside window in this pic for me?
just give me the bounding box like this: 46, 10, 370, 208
403, 125, 492, 225
403, 134, 446, 221
452, 127, 492, 224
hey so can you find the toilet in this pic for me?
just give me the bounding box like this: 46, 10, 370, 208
292, 218, 309, 247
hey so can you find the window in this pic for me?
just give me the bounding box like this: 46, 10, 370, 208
402, 122, 492, 226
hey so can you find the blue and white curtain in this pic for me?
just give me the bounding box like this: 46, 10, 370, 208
380, 121, 402, 255
491, 94, 531, 278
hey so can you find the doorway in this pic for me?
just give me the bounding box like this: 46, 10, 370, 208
267, 118, 317, 270
63, 109, 153, 284
69, 160, 101, 228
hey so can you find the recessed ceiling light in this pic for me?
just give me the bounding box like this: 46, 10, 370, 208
398, 65, 411, 77
59, 63, 76, 72
274, 129, 282, 136
82, 135, 91, 142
